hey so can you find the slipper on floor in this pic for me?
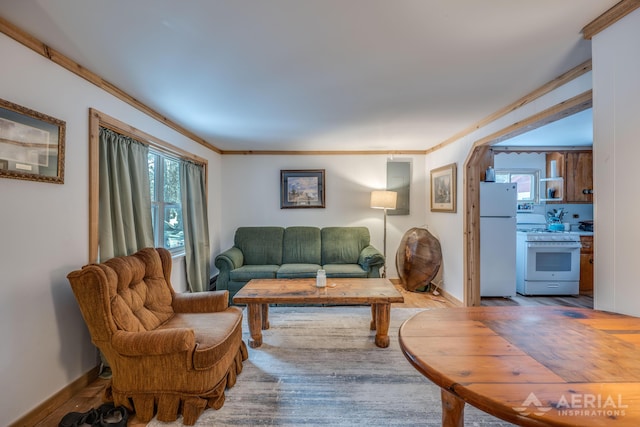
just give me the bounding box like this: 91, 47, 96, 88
95, 403, 115, 416
99, 404, 128, 427
58, 408, 99, 427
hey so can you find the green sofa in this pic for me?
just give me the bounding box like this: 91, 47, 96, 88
214, 226, 385, 301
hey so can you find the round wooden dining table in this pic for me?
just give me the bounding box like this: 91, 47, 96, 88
399, 306, 640, 426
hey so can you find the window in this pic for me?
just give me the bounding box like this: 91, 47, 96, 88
149, 149, 184, 253
496, 169, 539, 202
89, 109, 207, 264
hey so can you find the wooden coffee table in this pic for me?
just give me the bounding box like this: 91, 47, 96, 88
232, 278, 404, 348
399, 306, 640, 426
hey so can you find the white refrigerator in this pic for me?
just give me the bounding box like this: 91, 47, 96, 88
480, 182, 517, 297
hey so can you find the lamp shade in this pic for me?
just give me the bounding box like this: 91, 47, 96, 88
370, 190, 397, 210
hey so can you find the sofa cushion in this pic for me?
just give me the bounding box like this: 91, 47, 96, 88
235, 227, 284, 265
158, 307, 243, 370
323, 264, 369, 278
282, 226, 321, 264
229, 265, 279, 281
321, 227, 371, 265
277, 263, 322, 278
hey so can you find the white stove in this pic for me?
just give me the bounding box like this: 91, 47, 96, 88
517, 213, 580, 241
518, 230, 581, 242
516, 214, 581, 295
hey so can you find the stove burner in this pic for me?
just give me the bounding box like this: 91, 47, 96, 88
517, 228, 581, 242
517, 228, 563, 233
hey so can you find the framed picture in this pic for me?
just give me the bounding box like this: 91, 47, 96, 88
430, 163, 456, 212
281, 169, 325, 208
0, 98, 65, 184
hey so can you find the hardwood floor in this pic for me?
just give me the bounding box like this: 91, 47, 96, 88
481, 293, 594, 308
391, 283, 453, 309
31, 377, 121, 427
31, 284, 592, 426
393, 282, 594, 309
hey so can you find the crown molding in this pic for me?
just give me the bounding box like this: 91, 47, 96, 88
582, 0, 640, 40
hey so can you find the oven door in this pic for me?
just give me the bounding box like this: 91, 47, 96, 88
525, 242, 581, 281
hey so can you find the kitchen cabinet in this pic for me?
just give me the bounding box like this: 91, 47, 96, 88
544, 151, 593, 203
579, 235, 593, 295
566, 152, 593, 202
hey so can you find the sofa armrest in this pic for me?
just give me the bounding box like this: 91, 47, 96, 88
358, 245, 385, 270
214, 247, 244, 292
215, 247, 244, 270
112, 329, 195, 356
172, 290, 229, 313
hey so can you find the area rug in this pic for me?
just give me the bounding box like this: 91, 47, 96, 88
147, 306, 515, 426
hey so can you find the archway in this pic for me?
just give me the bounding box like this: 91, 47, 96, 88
462, 91, 592, 306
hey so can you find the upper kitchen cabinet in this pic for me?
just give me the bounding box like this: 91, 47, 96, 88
544, 151, 593, 203
566, 152, 593, 203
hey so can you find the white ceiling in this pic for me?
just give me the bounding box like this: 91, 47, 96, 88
495, 108, 593, 147
0, 1, 613, 151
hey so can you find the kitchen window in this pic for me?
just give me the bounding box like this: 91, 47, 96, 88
496, 169, 538, 202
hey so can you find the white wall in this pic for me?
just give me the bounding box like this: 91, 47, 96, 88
591, 8, 640, 316
0, 34, 221, 424
218, 154, 427, 279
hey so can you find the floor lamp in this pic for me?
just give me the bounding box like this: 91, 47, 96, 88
370, 190, 397, 278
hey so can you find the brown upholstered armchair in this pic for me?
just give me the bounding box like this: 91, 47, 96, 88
67, 247, 248, 425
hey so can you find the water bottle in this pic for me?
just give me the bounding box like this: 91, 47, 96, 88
316, 269, 327, 288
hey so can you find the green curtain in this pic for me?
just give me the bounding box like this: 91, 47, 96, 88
98, 127, 154, 261
180, 161, 210, 292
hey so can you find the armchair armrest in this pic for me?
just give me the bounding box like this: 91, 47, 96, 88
358, 245, 385, 270
112, 329, 195, 356
214, 247, 244, 271
172, 290, 229, 313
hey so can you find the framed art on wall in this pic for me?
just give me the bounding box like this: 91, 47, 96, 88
281, 169, 325, 208
430, 163, 456, 212
0, 97, 65, 184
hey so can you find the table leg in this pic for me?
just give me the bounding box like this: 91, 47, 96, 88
261, 303, 270, 330
370, 305, 376, 330
246, 303, 263, 348
441, 388, 465, 427
374, 303, 391, 348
